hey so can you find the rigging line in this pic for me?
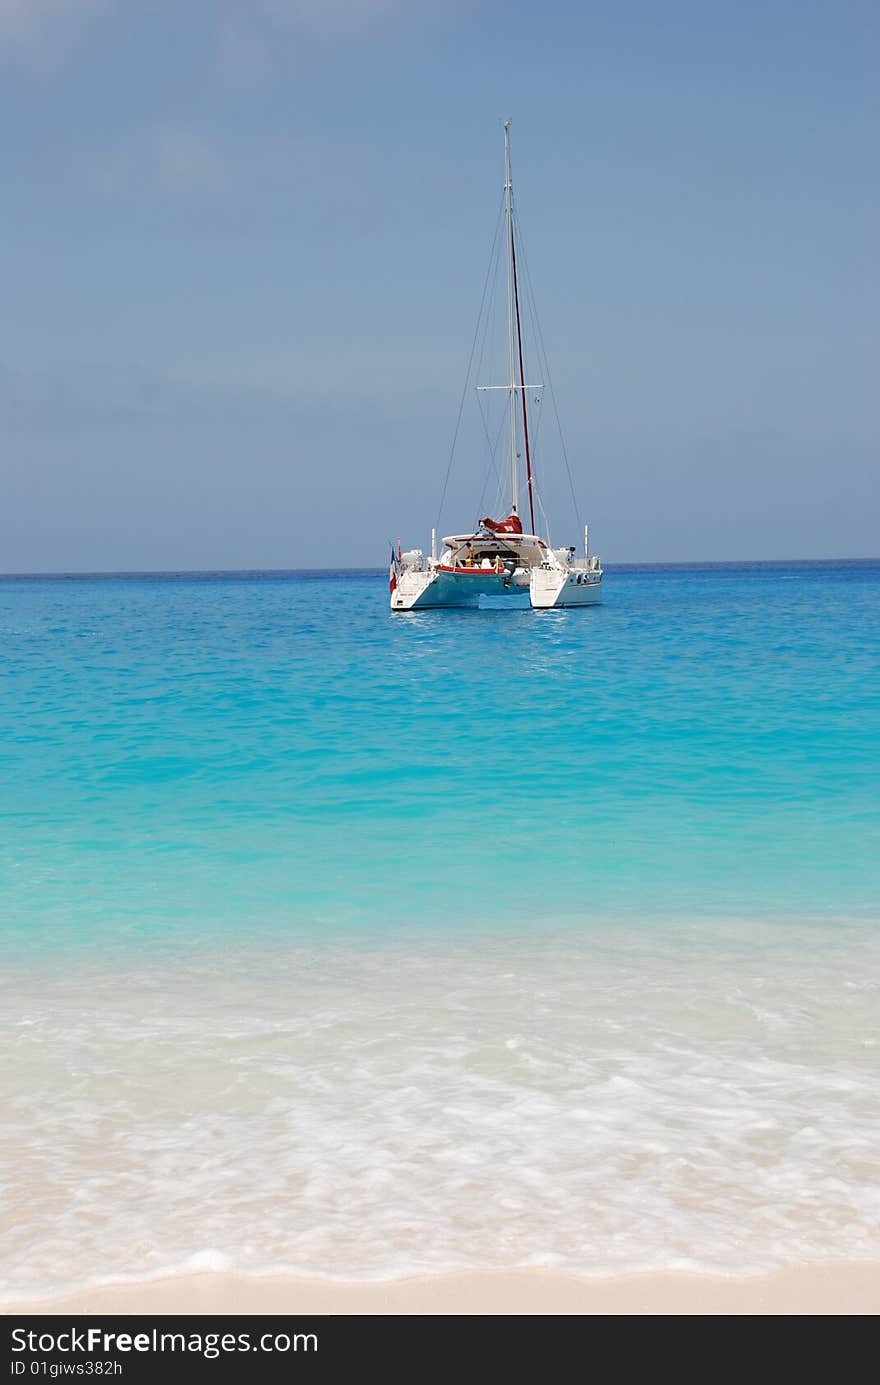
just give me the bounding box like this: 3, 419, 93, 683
531, 392, 545, 456
436, 189, 506, 535
534, 475, 552, 550
476, 403, 508, 517
518, 282, 546, 519
476, 397, 505, 510
476, 385, 505, 481
475, 202, 504, 390
477, 455, 501, 523
472, 199, 507, 521
529, 396, 545, 517
523, 388, 552, 546
519, 219, 581, 533
527, 388, 552, 545
514, 207, 583, 533
510, 208, 536, 535
515, 259, 546, 522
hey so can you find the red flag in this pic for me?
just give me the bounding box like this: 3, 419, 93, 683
389, 560, 397, 595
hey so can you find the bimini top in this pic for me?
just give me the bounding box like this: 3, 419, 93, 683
442, 532, 546, 548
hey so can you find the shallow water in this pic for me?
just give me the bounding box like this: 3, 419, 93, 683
1, 563, 878, 1296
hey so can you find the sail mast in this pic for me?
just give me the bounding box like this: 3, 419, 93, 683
503, 121, 519, 518
511, 218, 536, 535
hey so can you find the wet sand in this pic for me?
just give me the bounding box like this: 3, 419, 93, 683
5, 1261, 878, 1316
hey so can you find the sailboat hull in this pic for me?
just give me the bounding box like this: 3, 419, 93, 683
529, 566, 603, 609
393, 568, 505, 610
391, 566, 602, 611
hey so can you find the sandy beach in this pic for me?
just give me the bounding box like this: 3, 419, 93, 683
4, 1263, 878, 1316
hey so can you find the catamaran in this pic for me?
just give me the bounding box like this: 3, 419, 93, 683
389, 121, 602, 611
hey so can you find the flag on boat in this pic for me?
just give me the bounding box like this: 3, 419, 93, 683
389, 545, 398, 595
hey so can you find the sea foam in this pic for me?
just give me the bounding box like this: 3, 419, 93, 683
2, 921, 878, 1300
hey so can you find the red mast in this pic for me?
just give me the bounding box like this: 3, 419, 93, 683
510, 221, 536, 535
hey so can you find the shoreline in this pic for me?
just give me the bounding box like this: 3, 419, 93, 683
4, 1262, 879, 1316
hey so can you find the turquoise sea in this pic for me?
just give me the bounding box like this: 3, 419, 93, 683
2, 561, 879, 1298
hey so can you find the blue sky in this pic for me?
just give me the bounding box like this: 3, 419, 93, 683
1, 0, 876, 570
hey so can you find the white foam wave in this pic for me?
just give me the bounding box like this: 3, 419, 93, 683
2, 919, 879, 1301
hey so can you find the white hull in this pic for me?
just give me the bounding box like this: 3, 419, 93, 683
392, 561, 602, 611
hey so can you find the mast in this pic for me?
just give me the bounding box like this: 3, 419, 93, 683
511, 221, 536, 535
503, 121, 518, 518
504, 121, 536, 534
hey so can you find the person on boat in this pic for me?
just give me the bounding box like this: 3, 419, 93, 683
463, 544, 477, 567
494, 554, 505, 573
480, 508, 523, 535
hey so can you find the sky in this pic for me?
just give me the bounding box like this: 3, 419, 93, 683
0, 0, 876, 570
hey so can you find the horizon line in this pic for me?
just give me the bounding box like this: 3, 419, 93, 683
1, 556, 878, 580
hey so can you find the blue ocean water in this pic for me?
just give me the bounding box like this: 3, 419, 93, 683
2, 561, 879, 1298
2, 562, 878, 953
